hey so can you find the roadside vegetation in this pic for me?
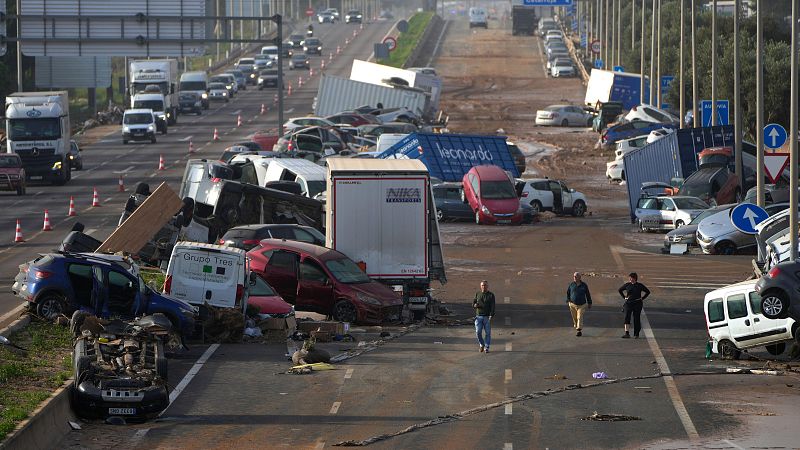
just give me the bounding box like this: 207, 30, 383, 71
0, 322, 73, 441
379, 12, 434, 68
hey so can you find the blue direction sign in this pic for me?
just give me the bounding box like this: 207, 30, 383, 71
700, 100, 730, 127
730, 203, 769, 235
763, 123, 788, 149
613, 65, 624, 72
523, 0, 573, 5
594, 59, 603, 69
580, 33, 587, 48
660, 75, 675, 109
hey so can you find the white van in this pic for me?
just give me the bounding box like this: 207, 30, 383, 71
164, 242, 248, 309
179, 71, 209, 109
704, 280, 797, 359
229, 154, 276, 186
264, 159, 326, 198
261, 45, 279, 61
469, 7, 488, 29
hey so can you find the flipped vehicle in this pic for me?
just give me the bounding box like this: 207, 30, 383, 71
0, 153, 27, 195
71, 313, 171, 421
624, 104, 680, 125
757, 261, 800, 323
676, 147, 754, 207
599, 121, 675, 148
284, 117, 336, 132
220, 224, 325, 251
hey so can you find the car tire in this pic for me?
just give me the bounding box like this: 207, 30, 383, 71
332, 299, 358, 323
561, 119, 568, 127
155, 340, 168, 379
572, 200, 586, 217
36, 293, 66, 321
715, 242, 737, 255
70, 310, 91, 338
761, 290, 790, 320
719, 339, 741, 360
675, 220, 685, 228
475, 211, 482, 225
529, 200, 542, 213
436, 209, 444, 221
765, 342, 786, 356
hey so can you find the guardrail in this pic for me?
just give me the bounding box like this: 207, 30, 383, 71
404, 14, 444, 69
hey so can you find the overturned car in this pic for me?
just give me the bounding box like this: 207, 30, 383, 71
71, 312, 171, 421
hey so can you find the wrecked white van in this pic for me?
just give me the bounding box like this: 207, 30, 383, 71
164, 242, 248, 309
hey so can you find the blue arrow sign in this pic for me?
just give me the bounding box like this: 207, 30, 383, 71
763, 123, 788, 149
730, 203, 769, 235
594, 59, 603, 69
523, 0, 573, 5
613, 65, 624, 72
700, 100, 729, 127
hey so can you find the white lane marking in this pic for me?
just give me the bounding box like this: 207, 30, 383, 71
179, 135, 193, 141
504, 296, 510, 304
655, 285, 726, 290
641, 311, 699, 439
504, 369, 512, 383
0, 304, 26, 327
651, 281, 729, 286
505, 404, 512, 415
286, 108, 295, 114
112, 166, 136, 174
344, 368, 354, 379
504, 443, 513, 450
504, 316, 511, 326
85, 228, 98, 235
103, 197, 112, 203
230, 109, 242, 115
504, 278, 510, 286
722, 439, 746, 450
505, 342, 512, 352
168, 343, 220, 404
314, 442, 325, 450
329, 401, 341, 414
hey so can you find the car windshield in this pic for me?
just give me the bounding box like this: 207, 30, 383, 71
0, 155, 20, 167
133, 100, 164, 111
545, 106, 564, 111
8, 118, 62, 141
239, 59, 254, 65
325, 257, 371, 284
260, 70, 278, 76
480, 180, 517, 199
210, 76, 228, 83
674, 198, 709, 209
690, 206, 728, 224
305, 180, 326, 197
290, 34, 303, 41
292, 55, 307, 61
180, 93, 198, 101
123, 113, 152, 125
180, 81, 206, 90
306, 39, 320, 45
250, 275, 277, 296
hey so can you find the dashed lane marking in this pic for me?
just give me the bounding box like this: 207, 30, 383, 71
504, 443, 513, 450
505, 342, 512, 352
504, 296, 510, 304
505, 404, 512, 415
168, 343, 220, 404
329, 401, 341, 414
344, 368, 353, 379
103, 197, 112, 203
504, 316, 511, 326
504, 278, 510, 286
505, 369, 512, 383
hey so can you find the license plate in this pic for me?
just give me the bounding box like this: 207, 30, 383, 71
498, 220, 511, 224
108, 407, 136, 415
30, 176, 43, 180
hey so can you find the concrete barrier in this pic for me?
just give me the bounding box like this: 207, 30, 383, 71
0, 381, 75, 450
0, 316, 31, 339
404, 14, 444, 69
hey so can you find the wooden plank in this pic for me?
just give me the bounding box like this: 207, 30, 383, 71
98, 182, 183, 254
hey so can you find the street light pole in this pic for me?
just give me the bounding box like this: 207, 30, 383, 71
631, 0, 635, 50
790, 0, 798, 262
756, 0, 765, 207
640, 0, 646, 104
711, 0, 717, 126
734, 0, 743, 193
617, 0, 621, 65
650, 0, 655, 105
680, 0, 685, 128
691, 0, 698, 127
610, 0, 615, 67
656, 0, 661, 108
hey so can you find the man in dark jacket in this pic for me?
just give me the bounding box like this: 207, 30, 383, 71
566, 272, 592, 336
618, 272, 651, 339
473, 280, 496, 353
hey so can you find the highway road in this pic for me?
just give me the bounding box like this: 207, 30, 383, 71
0, 19, 394, 328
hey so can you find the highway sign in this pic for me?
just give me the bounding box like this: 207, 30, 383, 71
700, 100, 730, 127
594, 59, 603, 69
306, 7, 315, 17
383, 36, 397, 52
660, 75, 675, 109
764, 153, 790, 184
590, 40, 601, 54
613, 66, 624, 72
730, 203, 769, 235
581, 33, 587, 48
523, 0, 573, 5
763, 123, 788, 149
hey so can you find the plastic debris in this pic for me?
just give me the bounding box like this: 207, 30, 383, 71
68, 421, 82, 430
582, 412, 641, 421
244, 327, 262, 337
592, 372, 609, 379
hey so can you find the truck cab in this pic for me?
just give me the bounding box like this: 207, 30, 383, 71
129, 60, 179, 125
131, 86, 168, 134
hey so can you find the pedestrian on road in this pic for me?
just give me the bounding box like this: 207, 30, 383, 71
566, 272, 592, 336
618, 272, 651, 339
473, 280, 495, 353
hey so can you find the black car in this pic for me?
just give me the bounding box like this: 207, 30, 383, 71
68, 140, 84, 170
220, 224, 326, 251
288, 34, 304, 48
282, 42, 293, 57
756, 261, 800, 321
178, 92, 202, 115
303, 38, 323, 55
345, 10, 363, 23
433, 183, 474, 222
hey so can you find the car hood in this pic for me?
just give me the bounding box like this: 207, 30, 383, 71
347, 281, 402, 306
666, 224, 699, 238
482, 198, 520, 213
248, 295, 293, 314
697, 210, 735, 237
0, 168, 23, 174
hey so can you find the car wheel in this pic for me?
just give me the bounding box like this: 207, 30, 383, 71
16, 185, 24, 196
572, 200, 586, 217
765, 342, 786, 356
675, 220, 685, 228
151, 137, 157, 144
719, 339, 741, 360
332, 299, 358, 323
36, 293, 66, 321
436, 209, 444, 221
561, 119, 568, 127
715, 242, 737, 255
761, 291, 790, 320
529, 200, 542, 213
70, 310, 91, 338
475, 211, 482, 225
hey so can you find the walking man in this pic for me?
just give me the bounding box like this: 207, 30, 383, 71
473, 280, 495, 353
566, 272, 592, 336
618, 272, 651, 339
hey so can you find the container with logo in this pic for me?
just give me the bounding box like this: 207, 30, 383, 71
326, 159, 446, 317
163, 242, 248, 310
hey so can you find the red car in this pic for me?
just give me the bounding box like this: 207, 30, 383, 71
247, 239, 403, 324
0, 154, 26, 195
462, 165, 522, 225
247, 274, 294, 316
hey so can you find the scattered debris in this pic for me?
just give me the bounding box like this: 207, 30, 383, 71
68, 421, 82, 430
582, 412, 641, 422
545, 374, 567, 380
379, 331, 391, 338
202, 305, 245, 343
592, 372, 609, 379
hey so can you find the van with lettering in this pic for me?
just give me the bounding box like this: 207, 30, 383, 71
163, 242, 248, 310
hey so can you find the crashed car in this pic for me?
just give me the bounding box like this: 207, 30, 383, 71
71, 312, 171, 421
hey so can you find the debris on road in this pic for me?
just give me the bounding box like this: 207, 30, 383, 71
592, 372, 610, 379
545, 374, 568, 380
582, 412, 641, 422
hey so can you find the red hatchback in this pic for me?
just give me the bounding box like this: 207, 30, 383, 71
247, 239, 403, 324
462, 165, 522, 225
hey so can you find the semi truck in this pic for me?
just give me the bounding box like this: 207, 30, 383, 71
129, 59, 179, 125
5, 91, 72, 185
512, 5, 537, 35
326, 158, 446, 318
584, 68, 650, 111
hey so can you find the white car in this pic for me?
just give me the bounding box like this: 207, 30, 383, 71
635, 195, 709, 232
606, 159, 625, 181
535, 105, 592, 127
616, 135, 648, 156
207, 82, 230, 102
646, 127, 675, 143
624, 104, 680, 125
550, 59, 575, 77
544, 30, 564, 43
283, 117, 336, 131
516, 178, 588, 216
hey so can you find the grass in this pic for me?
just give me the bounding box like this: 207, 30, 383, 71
0, 322, 74, 442
379, 12, 435, 68
141, 268, 166, 291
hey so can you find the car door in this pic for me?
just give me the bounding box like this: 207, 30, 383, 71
725, 293, 755, 346
296, 257, 335, 313
449, 187, 473, 219
566, 107, 580, 125
531, 181, 553, 208
635, 197, 661, 229
261, 249, 300, 303
560, 181, 573, 208
549, 181, 563, 212
103, 268, 140, 318
660, 197, 676, 228
746, 290, 794, 344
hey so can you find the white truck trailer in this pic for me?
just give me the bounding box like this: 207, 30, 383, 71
326, 158, 446, 318
129, 59, 179, 125
5, 91, 72, 185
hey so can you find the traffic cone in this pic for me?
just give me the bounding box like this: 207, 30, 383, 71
67, 196, 76, 217
287, 85, 292, 96
118, 176, 125, 192
329, 52, 333, 62
158, 154, 166, 171
336, 45, 341, 54
345, 38, 349, 46
309, 67, 314, 77
42, 210, 52, 231
321, 60, 325, 70
237, 115, 242, 127
92, 188, 100, 207
298, 77, 303, 87
14, 220, 24, 243
213, 128, 220, 141
260, 103, 266, 115
353, 29, 357, 37
273, 93, 278, 104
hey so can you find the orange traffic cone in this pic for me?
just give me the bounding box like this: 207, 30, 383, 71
237, 115, 242, 127
298, 76, 303, 87
67, 196, 76, 217
92, 187, 101, 207
287, 85, 292, 96
42, 210, 52, 231
158, 154, 166, 171
321, 60, 325, 70
329, 52, 333, 61
260, 103, 267, 115
118, 176, 125, 192
309, 67, 314, 77
273, 93, 278, 104
336, 45, 341, 54
345, 38, 349, 46
14, 220, 24, 243
188, 141, 195, 154
213, 128, 220, 141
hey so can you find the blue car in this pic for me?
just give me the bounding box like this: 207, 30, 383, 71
600, 121, 676, 148
12, 252, 196, 337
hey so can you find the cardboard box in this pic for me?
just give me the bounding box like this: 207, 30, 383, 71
258, 316, 297, 332
297, 320, 349, 335
310, 330, 333, 342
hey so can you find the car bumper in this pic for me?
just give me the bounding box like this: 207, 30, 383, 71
356, 303, 402, 324
179, 105, 201, 113
258, 80, 278, 88
123, 131, 155, 141
479, 211, 522, 225
72, 381, 169, 420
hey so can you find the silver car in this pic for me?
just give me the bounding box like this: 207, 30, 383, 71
535, 105, 592, 127
697, 202, 788, 255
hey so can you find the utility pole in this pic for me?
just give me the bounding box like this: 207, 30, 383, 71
650, 0, 655, 105
679, 0, 685, 128
711, 0, 717, 125
611, 0, 615, 67
602, 0, 607, 69
691, 0, 698, 127
631, 0, 635, 50
617, 0, 621, 66
756, 0, 765, 207
734, 0, 743, 194
790, 0, 798, 262
640, 0, 646, 104
656, 0, 661, 108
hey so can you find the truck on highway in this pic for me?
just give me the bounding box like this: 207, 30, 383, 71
179, 71, 210, 110
585, 68, 650, 111
5, 91, 72, 185
326, 158, 446, 318
511, 5, 537, 35
129, 59, 179, 125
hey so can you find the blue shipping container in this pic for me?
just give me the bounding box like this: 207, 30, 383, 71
377, 132, 520, 182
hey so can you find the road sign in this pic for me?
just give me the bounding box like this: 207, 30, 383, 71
397, 20, 409, 33
523, 0, 573, 5
613, 66, 624, 72
763, 123, 788, 149
594, 59, 603, 69
730, 203, 769, 235
660, 75, 675, 109
383, 36, 397, 52
581, 33, 587, 48
764, 153, 790, 184
306, 7, 315, 17
700, 100, 730, 127
590, 40, 601, 54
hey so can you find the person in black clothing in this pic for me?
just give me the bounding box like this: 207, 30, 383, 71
618, 272, 651, 339
473, 280, 496, 353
